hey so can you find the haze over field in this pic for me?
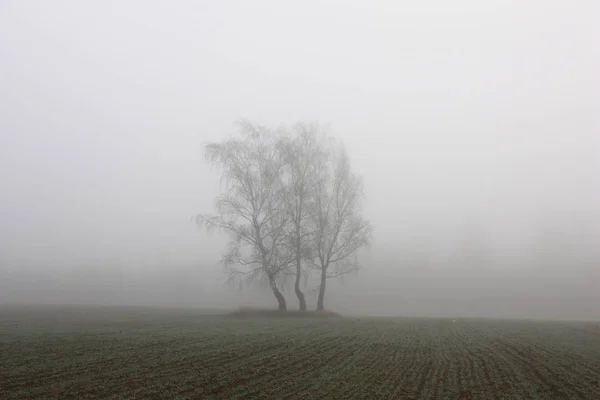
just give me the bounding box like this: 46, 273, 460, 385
1, 1, 598, 320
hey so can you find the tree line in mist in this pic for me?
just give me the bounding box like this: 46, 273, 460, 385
197, 121, 372, 311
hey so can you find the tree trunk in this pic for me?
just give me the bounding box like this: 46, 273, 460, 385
317, 269, 327, 311
294, 274, 307, 311
293, 218, 307, 311
294, 256, 307, 311
272, 285, 287, 311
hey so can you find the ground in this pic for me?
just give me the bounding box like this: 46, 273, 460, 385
1, 306, 599, 399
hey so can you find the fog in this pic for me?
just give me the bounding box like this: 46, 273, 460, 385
1, 1, 598, 320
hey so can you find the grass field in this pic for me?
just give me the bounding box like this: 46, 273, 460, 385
1, 306, 599, 399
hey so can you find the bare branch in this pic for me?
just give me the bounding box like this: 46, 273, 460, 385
196, 122, 294, 307
310, 140, 372, 276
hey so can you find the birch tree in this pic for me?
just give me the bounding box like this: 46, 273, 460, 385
310, 143, 372, 311
277, 123, 329, 311
196, 121, 293, 311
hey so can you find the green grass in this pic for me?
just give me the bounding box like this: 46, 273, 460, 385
1, 305, 599, 399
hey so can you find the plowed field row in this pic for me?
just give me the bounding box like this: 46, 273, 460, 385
1, 307, 599, 399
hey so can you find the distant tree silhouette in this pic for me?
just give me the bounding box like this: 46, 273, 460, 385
197, 121, 293, 311
198, 120, 371, 312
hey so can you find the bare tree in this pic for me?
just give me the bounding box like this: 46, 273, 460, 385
196, 121, 294, 311
197, 120, 370, 312
310, 143, 372, 311
277, 123, 329, 311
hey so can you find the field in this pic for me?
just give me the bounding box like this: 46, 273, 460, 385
1, 306, 599, 399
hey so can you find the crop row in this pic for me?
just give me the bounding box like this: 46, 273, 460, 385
2, 315, 600, 399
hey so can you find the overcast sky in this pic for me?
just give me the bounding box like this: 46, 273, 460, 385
1, 1, 598, 317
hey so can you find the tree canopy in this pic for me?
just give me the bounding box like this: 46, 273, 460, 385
198, 121, 371, 311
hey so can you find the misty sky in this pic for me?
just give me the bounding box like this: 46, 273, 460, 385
1, 1, 598, 317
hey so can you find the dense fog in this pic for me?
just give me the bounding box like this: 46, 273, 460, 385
1, 1, 598, 320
